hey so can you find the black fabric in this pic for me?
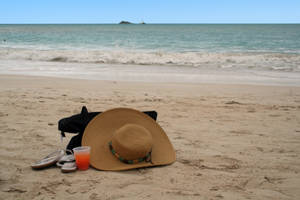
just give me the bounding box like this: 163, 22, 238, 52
58, 106, 158, 151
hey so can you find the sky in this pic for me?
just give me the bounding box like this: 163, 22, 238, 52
0, 0, 299, 24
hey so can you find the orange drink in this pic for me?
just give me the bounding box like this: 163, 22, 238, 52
73, 146, 91, 170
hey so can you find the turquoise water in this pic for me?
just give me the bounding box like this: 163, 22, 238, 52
0, 24, 300, 74
1, 24, 300, 53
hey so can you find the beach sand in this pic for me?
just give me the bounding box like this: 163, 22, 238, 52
0, 74, 300, 200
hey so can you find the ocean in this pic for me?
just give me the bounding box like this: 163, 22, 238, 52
0, 24, 300, 85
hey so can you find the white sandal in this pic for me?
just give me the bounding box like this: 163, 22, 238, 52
31, 150, 64, 169
61, 162, 77, 173
56, 150, 77, 173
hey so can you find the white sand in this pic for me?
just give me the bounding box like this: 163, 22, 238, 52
0, 75, 300, 200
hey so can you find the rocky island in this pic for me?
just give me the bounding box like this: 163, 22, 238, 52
119, 21, 132, 24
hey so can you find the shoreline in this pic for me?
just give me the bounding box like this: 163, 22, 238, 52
1, 59, 300, 87
1, 73, 300, 88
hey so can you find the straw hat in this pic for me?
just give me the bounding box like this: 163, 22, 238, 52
82, 108, 176, 171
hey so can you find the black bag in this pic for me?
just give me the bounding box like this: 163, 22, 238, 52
58, 106, 157, 151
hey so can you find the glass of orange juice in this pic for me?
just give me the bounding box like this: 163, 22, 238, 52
73, 146, 91, 170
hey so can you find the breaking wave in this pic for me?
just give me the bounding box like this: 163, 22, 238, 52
0, 47, 300, 72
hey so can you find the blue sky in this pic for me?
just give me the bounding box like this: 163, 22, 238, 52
0, 0, 299, 24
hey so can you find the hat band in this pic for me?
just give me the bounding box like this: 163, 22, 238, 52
108, 141, 151, 164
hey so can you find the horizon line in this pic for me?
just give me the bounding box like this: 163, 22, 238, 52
0, 22, 300, 25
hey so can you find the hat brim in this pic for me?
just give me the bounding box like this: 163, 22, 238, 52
82, 108, 176, 171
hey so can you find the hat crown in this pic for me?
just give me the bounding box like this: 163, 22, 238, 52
111, 124, 153, 160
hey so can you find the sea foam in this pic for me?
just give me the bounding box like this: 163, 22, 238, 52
1, 48, 299, 72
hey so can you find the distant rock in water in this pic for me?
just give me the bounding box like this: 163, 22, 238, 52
140, 21, 146, 24
119, 21, 132, 24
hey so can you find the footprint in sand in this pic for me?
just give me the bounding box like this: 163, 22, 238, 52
66, 189, 77, 194
89, 193, 101, 200
178, 155, 241, 171
2, 187, 27, 193
263, 176, 286, 184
